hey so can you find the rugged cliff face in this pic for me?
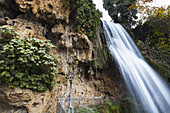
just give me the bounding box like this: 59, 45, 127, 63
0, 0, 127, 112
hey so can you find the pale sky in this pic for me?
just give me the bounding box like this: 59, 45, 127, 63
93, 0, 170, 21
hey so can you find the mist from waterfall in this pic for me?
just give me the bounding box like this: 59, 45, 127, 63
102, 20, 170, 113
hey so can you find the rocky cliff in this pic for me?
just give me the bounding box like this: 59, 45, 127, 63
0, 0, 127, 112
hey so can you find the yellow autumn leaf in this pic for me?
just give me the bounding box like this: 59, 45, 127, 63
20, 49, 25, 53
1, 71, 7, 76
82, 28, 85, 31
128, 4, 135, 10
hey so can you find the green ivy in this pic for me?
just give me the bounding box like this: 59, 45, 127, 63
62, 0, 70, 10
69, 0, 100, 38
0, 25, 59, 92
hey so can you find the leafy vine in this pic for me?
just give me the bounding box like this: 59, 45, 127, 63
0, 26, 59, 92
63, 0, 101, 38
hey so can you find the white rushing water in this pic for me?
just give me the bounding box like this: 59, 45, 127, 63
102, 20, 170, 113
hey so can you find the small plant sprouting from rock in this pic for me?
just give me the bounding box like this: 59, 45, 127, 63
0, 25, 59, 92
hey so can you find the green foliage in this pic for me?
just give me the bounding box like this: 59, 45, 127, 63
0, 25, 59, 92
75, 99, 137, 113
75, 106, 94, 113
134, 6, 170, 81
62, 0, 70, 10
103, 0, 137, 29
119, 98, 137, 113
145, 56, 169, 80
134, 5, 170, 43
69, 0, 100, 38
135, 2, 170, 21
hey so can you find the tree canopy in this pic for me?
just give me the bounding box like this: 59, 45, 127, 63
133, 4, 170, 81
103, 0, 138, 29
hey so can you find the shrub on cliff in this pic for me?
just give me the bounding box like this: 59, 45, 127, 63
66, 0, 100, 38
0, 25, 59, 92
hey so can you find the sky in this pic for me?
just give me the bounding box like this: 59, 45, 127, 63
92, 0, 170, 21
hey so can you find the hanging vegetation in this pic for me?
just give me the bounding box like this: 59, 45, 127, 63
0, 26, 59, 92
63, 0, 101, 38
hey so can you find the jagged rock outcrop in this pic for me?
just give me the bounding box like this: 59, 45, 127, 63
0, 84, 57, 113
0, 0, 127, 113
15, 0, 70, 23
1, 17, 47, 39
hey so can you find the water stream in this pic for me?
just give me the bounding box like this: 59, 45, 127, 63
102, 20, 170, 113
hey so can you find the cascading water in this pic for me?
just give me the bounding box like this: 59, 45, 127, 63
102, 20, 170, 113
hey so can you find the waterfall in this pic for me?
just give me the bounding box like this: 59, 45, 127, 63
102, 20, 170, 113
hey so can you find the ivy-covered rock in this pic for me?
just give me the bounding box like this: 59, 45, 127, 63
68, 0, 100, 38
0, 25, 59, 92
